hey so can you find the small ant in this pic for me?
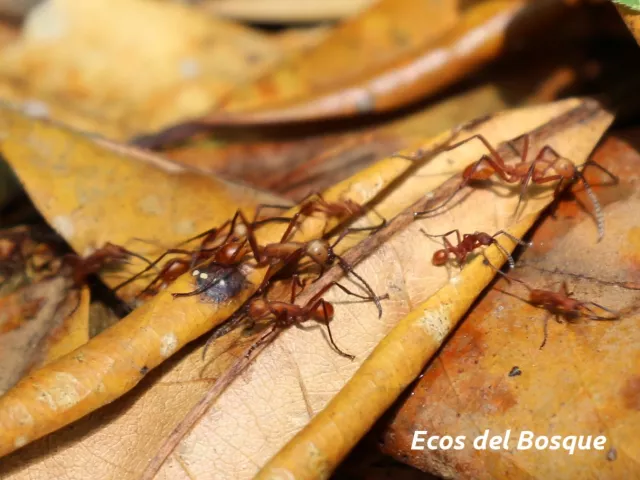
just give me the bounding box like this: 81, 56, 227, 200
421, 228, 531, 269
409, 134, 617, 241
203, 275, 385, 361
497, 272, 619, 349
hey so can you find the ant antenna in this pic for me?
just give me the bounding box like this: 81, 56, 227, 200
573, 170, 604, 242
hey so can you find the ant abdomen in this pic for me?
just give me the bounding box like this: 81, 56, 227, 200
311, 301, 334, 322
432, 250, 449, 266
463, 161, 494, 181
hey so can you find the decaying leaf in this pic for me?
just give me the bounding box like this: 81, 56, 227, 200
0, 98, 612, 478
380, 130, 640, 479
0, 278, 71, 395
0, 0, 283, 139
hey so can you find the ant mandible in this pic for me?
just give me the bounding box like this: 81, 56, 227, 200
406, 134, 617, 241
422, 228, 531, 269
496, 272, 619, 349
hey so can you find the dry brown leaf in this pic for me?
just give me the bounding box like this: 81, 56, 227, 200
381, 130, 640, 478
0, 98, 612, 479
0, 0, 283, 139
0, 278, 69, 395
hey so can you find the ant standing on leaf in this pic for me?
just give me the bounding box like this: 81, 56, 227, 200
422, 228, 531, 270
113, 207, 291, 297
169, 195, 386, 317
403, 134, 617, 241
202, 275, 387, 361
495, 271, 619, 349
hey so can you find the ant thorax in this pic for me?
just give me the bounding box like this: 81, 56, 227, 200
305, 239, 330, 265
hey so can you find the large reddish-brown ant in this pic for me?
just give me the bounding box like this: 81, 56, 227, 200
496, 272, 619, 348
421, 228, 531, 269
114, 207, 288, 295
169, 197, 385, 317
254, 226, 384, 317
405, 134, 617, 241
203, 275, 385, 361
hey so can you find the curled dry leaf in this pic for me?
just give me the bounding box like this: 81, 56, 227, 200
135, 0, 579, 149
380, 130, 640, 478
164, 42, 608, 200
0, 98, 612, 478
131, 0, 459, 147
0, 0, 282, 139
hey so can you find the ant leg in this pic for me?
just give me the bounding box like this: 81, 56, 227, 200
113, 248, 193, 291
244, 324, 278, 359
582, 159, 619, 184
138, 258, 191, 297
172, 263, 233, 298
482, 244, 514, 270
539, 313, 551, 349
573, 170, 605, 242
290, 274, 307, 302
420, 228, 463, 245
346, 207, 387, 232
333, 255, 383, 318
176, 220, 231, 248
414, 152, 513, 217
579, 302, 620, 319
507, 134, 530, 164
316, 299, 354, 360
491, 230, 531, 268
201, 311, 248, 360
235, 210, 267, 262
330, 281, 389, 302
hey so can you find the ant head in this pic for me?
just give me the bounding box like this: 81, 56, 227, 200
249, 297, 269, 318
306, 239, 330, 265
216, 241, 247, 264
476, 232, 493, 246
552, 158, 576, 178
432, 250, 449, 266
311, 300, 334, 322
